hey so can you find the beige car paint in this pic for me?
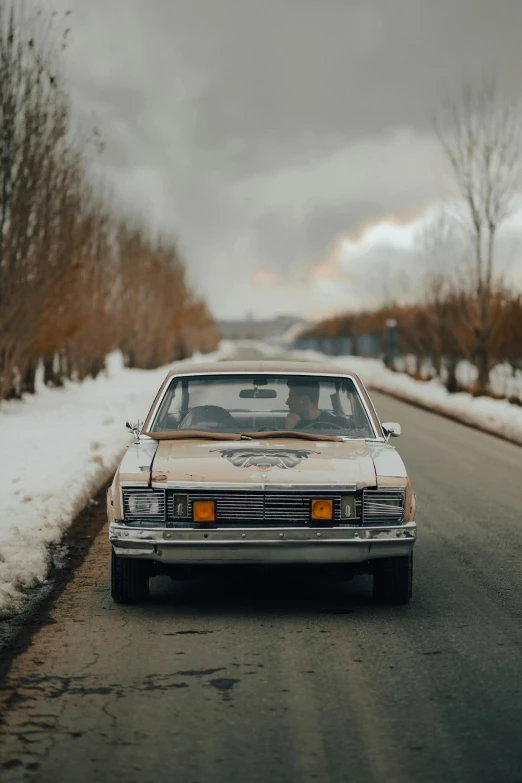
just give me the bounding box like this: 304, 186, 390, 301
150, 438, 377, 489
110, 362, 414, 524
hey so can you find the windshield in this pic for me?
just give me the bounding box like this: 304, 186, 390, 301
149, 374, 375, 438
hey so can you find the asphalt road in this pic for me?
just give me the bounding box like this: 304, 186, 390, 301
1, 363, 522, 782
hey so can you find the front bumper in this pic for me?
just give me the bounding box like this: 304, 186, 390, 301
109, 522, 417, 565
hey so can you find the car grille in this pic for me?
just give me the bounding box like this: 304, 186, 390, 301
122, 487, 406, 527
166, 489, 363, 527
363, 487, 405, 525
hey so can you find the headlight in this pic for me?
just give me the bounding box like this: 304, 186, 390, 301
363, 488, 405, 525
123, 490, 165, 521
128, 494, 161, 515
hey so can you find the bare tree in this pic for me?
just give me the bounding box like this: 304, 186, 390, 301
436, 81, 522, 392
417, 208, 476, 388
0, 2, 219, 402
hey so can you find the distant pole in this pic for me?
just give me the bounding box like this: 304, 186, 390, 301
385, 319, 398, 367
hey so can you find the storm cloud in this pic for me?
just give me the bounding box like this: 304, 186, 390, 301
49, 0, 522, 317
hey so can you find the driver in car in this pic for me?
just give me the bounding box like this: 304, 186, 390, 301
284, 379, 343, 431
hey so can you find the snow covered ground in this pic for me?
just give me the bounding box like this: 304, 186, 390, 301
0, 345, 233, 618
394, 354, 522, 400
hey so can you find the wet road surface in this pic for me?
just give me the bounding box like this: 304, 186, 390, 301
1, 357, 522, 782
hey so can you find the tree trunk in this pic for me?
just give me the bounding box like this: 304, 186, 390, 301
445, 357, 459, 393
21, 362, 36, 395
90, 357, 105, 379
0, 345, 16, 400
474, 294, 490, 394
6, 385, 22, 400
58, 350, 69, 382
44, 357, 56, 386
475, 342, 490, 395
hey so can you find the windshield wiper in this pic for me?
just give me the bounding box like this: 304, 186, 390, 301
144, 430, 342, 443
241, 430, 342, 442
144, 430, 243, 441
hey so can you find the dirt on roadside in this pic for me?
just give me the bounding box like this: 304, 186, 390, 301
0, 481, 111, 688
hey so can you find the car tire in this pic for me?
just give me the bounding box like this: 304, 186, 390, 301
373, 554, 412, 605
111, 548, 150, 604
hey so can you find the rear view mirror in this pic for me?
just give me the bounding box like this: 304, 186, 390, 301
239, 389, 277, 398
382, 421, 401, 439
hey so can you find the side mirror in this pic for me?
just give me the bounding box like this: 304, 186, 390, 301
382, 421, 401, 440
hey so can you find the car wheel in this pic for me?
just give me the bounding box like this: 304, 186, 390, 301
373, 554, 412, 605
111, 548, 150, 604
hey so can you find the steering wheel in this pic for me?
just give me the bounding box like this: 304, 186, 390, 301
178, 405, 239, 432
299, 420, 345, 432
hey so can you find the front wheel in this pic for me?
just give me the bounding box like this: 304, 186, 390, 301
111, 548, 150, 604
373, 554, 413, 605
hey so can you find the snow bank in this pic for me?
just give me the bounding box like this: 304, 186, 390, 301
0, 343, 234, 618
289, 348, 522, 446
394, 355, 522, 399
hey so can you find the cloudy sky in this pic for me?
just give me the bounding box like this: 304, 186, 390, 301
46, 0, 522, 319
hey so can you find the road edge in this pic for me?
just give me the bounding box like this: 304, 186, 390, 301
0, 481, 110, 691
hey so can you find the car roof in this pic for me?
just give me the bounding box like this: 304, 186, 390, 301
163, 359, 363, 385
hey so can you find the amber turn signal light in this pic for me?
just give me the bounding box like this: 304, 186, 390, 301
311, 499, 333, 521
193, 500, 216, 523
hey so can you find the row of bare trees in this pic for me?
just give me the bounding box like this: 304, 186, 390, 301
302, 81, 522, 397
301, 288, 522, 397
0, 3, 218, 401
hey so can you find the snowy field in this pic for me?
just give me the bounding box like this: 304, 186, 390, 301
0, 345, 233, 618
2, 338, 522, 619
394, 355, 522, 400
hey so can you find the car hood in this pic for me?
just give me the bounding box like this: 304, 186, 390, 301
149, 437, 379, 489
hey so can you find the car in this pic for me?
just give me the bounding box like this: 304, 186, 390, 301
107, 360, 416, 605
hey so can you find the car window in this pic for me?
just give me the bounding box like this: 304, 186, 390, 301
150, 374, 374, 438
